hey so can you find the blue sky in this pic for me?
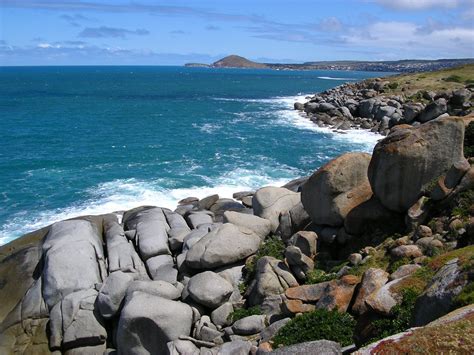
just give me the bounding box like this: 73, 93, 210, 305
1, 0, 473, 65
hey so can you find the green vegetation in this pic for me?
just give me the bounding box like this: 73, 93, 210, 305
305, 269, 337, 284
366, 288, 420, 345
384, 63, 474, 97
240, 235, 286, 294
452, 189, 474, 219
348, 252, 390, 277
272, 309, 355, 348
443, 74, 463, 83
228, 306, 261, 323
464, 121, 474, 158
454, 282, 474, 307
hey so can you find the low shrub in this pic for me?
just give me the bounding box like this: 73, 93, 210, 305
454, 282, 474, 307
305, 269, 337, 284
272, 309, 355, 348
464, 121, 474, 158
365, 288, 420, 344
387, 82, 399, 90
444, 75, 463, 83
228, 306, 261, 323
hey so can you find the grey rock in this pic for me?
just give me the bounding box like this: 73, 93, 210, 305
167, 339, 200, 355
352, 268, 389, 315
117, 293, 193, 355
211, 302, 234, 328
187, 271, 234, 309
42, 220, 106, 309
218, 340, 253, 355
402, 103, 424, 123
186, 223, 261, 269
253, 187, 301, 232
198, 194, 220, 210
146, 254, 178, 284
187, 211, 214, 229
390, 264, 421, 281
414, 258, 468, 326
301, 152, 372, 226
127, 280, 181, 300
123, 207, 170, 260
418, 98, 447, 123
260, 318, 290, 342
232, 315, 267, 335
223, 211, 272, 240
249, 256, 298, 306
450, 88, 471, 107
97, 271, 134, 319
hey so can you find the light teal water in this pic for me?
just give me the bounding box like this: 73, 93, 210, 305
0, 66, 388, 243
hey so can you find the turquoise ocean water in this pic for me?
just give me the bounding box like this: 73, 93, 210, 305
0, 66, 388, 244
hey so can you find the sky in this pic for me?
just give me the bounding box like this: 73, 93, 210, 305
0, 0, 473, 65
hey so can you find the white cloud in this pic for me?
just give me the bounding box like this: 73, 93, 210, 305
374, 0, 460, 10
342, 21, 474, 58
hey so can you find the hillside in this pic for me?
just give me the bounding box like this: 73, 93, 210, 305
184, 55, 474, 73
211, 55, 268, 69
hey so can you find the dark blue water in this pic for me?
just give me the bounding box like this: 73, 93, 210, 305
0, 66, 387, 243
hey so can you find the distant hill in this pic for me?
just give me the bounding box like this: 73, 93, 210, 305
185, 55, 474, 73
211, 55, 268, 69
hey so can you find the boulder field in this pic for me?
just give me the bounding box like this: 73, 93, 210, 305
0, 115, 473, 354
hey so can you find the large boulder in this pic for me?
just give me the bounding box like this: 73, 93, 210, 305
187, 271, 233, 309
249, 256, 298, 306
302, 152, 373, 226
418, 98, 447, 123
41, 219, 106, 309
185, 223, 261, 269
368, 116, 467, 212
117, 292, 193, 354
352, 268, 389, 315
223, 211, 272, 240
97, 271, 134, 319
123, 207, 171, 260
253, 187, 301, 232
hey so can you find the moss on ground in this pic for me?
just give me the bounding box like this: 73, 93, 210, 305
305, 269, 337, 284
228, 306, 261, 323
370, 312, 474, 354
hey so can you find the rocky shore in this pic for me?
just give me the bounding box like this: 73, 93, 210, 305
1, 63, 474, 354
294, 67, 473, 136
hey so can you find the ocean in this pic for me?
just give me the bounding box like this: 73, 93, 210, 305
0, 66, 388, 244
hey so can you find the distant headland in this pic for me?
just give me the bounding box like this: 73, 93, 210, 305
185, 54, 474, 73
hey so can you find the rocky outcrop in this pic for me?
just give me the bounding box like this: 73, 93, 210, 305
368, 116, 468, 212
302, 152, 372, 227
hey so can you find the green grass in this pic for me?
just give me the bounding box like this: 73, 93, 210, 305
228, 306, 262, 323
272, 309, 355, 348
454, 282, 474, 307
305, 269, 337, 284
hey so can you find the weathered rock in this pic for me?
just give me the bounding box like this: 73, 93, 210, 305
402, 103, 424, 123
97, 271, 134, 319
260, 318, 291, 342
232, 315, 266, 335
365, 277, 407, 315
123, 207, 170, 260
344, 196, 404, 235
302, 152, 372, 226
390, 245, 423, 259
187, 271, 234, 309
186, 223, 261, 269
285, 246, 314, 280
249, 256, 298, 306
288, 231, 317, 259
146, 254, 178, 284
198, 194, 219, 210
48, 289, 107, 351
104, 217, 148, 276
117, 293, 193, 354
389, 264, 421, 281
352, 268, 389, 315
126, 280, 181, 300
167, 339, 200, 355
368, 116, 466, 212
414, 258, 469, 326
253, 187, 301, 232
218, 340, 252, 355
418, 98, 447, 123
285, 282, 329, 302
223, 211, 272, 240
186, 211, 214, 229
211, 302, 233, 328
316, 275, 359, 312
41, 220, 106, 309
269, 340, 341, 354
450, 88, 471, 107
283, 299, 316, 314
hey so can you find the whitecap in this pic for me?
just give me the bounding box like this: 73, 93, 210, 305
317, 76, 357, 81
